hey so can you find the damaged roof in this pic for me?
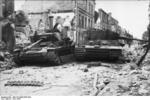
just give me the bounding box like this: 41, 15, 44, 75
21, 0, 75, 13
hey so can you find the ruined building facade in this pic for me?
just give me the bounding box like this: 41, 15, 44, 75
20, 0, 95, 44
0, 0, 14, 41
21, 0, 95, 28
95, 9, 120, 33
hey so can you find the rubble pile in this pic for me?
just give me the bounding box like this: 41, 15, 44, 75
142, 52, 150, 68
0, 51, 16, 71
15, 30, 31, 49
81, 62, 150, 96
0, 42, 16, 71
15, 30, 31, 46
122, 44, 144, 62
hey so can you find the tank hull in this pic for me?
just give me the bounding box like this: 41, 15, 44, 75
75, 46, 122, 61
13, 46, 74, 65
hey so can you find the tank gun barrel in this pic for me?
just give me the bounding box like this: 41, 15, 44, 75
23, 39, 43, 51
117, 36, 148, 42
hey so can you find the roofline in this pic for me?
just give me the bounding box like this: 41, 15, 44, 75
28, 9, 74, 14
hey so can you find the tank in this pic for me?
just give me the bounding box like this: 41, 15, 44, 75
75, 29, 124, 61
13, 31, 75, 66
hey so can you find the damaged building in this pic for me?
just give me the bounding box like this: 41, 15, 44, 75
95, 8, 121, 33
19, 0, 95, 45
0, 0, 14, 41
0, 0, 15, 52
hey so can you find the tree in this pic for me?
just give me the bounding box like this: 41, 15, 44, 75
137, 24, 150, 67
142, 31, 149, 41
137, 3, 150, 67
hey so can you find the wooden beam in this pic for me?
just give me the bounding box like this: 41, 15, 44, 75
0, 0, 3, 41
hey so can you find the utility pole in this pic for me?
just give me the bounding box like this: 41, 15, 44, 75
0, 0, 3, 41
75, 0, 78, 45
149, 1, 150, 22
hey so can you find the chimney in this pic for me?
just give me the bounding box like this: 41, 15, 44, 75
48, 9, 54, 30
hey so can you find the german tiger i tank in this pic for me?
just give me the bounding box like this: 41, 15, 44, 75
13, 32, 75, 66
75, 29, 124, 61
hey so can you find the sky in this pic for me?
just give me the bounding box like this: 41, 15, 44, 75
15, 0, 150, 39
15, 0, 25, 10
96, 0, 149, 39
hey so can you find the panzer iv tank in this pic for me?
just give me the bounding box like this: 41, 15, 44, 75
13, 32, 75, 65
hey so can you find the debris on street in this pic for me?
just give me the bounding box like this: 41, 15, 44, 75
0, 0, 150, 96
0, 49, 16, 72
87, 62, 102, 68
81, 60, 150, 96
0, 52, 150, 96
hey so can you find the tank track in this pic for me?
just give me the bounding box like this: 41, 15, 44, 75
74, 48, 86, 61
13, 52, 24, 66
5, 81, 43, 87
47, 51, 62, 65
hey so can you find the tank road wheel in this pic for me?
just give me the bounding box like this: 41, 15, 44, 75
13, 53, 23, 66
47, 51, 62, 66
74, 52, 85, 61
75, 56, 85, 61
